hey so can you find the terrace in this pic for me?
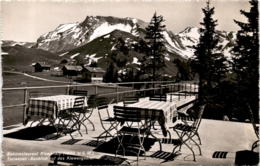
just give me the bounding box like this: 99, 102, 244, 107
2, 81, 259, 166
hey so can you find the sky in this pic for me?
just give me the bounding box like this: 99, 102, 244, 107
1, 0, 250, 42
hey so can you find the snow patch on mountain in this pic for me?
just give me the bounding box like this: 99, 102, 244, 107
132, 57, 141, 65
84, 54, 102, 65
104, 34, 110, 38
59, 52, 69, 57
111, 44, 117, 51
57, 23, 78, 33
163, 31, 194, 59
70, 53, 80, 59
89, 22, 134, 42
165, 54, 170, 61
179, 27, 200, 40
1, 51, 8, 55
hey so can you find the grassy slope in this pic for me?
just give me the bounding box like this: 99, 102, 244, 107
63, 29, 182, 76
2, 45, 59, 72
2, 72, 133, 126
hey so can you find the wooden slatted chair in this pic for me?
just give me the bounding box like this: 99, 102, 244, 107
71, 90, 95, 133
113, 106, 154, 163
96, 97, 117, 143
123, 96, 139, 106
169, 104, 206, 161
57, 97, 85, 139
149, 94, 167, 102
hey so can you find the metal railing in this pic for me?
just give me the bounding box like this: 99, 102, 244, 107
2, 81, 198, 126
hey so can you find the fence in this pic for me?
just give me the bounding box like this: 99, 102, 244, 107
2, 81, 198, 126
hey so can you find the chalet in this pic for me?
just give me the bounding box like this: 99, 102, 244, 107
83, 67, 105, 83
32, 62, 51, 72
62, 65, 83, 76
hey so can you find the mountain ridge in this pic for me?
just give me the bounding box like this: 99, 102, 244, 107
1, 15, 236, 78
34, 15, 235, 60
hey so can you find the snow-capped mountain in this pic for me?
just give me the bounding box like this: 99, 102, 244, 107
36, 16, 147, 53
2, 15, 236, 75
165, 27, 236, 59
36, 16, 235, 62
2, 40, 35, 48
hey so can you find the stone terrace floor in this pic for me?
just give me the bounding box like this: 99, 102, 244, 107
2, 96, 258, 166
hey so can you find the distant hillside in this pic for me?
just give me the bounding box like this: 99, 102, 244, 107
1, 40, 35, 48
1, 45, 59, 72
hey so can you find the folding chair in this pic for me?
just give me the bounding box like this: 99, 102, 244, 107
57, 97, 85, 139
72, 91, 95, 134
149, 94, 167, 102
247, 103, 259, 151
169, 104, 206, 161
176, 102, 200, 127
113, 106, 154, 163
123, 96, 139, 106
74, 106, 95, 134
96, 97, 117, 143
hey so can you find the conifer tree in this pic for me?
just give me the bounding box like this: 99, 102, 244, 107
232, 0, 259, 122
144, 12, 166, 81
193, 1, 222, 103
103, 61, 118, 83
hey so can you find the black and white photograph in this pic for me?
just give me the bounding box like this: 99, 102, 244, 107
1, 0, 259, 165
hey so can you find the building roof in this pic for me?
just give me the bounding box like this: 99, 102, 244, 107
63, 65, 83, 71
31, 62, 51, 67
84, 67, 105, 73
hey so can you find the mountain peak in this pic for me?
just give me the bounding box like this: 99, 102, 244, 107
179, 27, 199, 35
37, 15, 142, 53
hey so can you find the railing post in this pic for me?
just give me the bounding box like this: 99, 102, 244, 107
23, 88, 28, 124
95, 84, 98, 95
116, 85, 119, 103
153, 82, 155, 95
132, 83, 135, 96
190, 83, 192, 97
144, 83, 146, 97
66, 85, 71, 95
178, 83, 180, 101
184, 83, 187, 99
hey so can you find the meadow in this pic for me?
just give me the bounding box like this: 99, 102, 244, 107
2, 72, 133, 126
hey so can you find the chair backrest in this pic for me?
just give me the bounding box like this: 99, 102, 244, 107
193, 104, 206, 130
73, 97, 85, 108
149, 94, 167, 102
114, 106, 142, 122
123, 96, 139, 105
95, 96, 110, 109
72, 90, 88, 97
247, 103, 259, 139
97, 98, 114, 121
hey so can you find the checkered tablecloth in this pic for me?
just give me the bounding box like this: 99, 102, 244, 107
129, 100, 177, 124
27, 95, 87, 120
121, 99, 177, 136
